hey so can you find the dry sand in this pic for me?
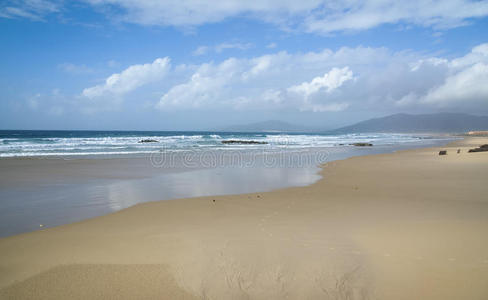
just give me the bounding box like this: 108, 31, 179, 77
1, 138, 487, 299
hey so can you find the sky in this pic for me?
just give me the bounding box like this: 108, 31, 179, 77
1, 0, 488, 130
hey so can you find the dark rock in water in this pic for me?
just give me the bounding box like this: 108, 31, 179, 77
139, 139, 159, 143
468, 144, 488, 153
351, 143, 373, 147
221, 140, 268, 145
439, 150, 447, 155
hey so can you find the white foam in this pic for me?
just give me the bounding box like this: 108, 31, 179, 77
0, 133, 449, 158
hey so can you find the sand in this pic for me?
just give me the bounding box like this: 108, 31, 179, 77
1, 138, 487, 299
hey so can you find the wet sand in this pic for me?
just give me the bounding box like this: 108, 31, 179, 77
2, 143, 450, 238
1, 137, 487, 299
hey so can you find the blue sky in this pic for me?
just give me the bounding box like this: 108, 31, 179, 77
1, 0, 488, 130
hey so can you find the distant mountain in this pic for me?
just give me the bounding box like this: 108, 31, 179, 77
219, 113, 488, 134
332, 113, 488, 133
218, 120, 310, 132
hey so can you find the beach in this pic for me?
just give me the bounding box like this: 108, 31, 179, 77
0, 131, 449, 238
1, 137, 487, 299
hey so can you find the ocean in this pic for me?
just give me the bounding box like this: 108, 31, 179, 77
0, 130, 449, 158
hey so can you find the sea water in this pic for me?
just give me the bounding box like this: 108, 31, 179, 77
0, 130, 451, 157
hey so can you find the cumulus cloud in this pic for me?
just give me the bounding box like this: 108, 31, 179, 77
80, 43, 488, 114
157, 73, 227, 109
422, 63, 488, 106
395, 43, 488, 110
286, 67, 354, 112
157, 58, 240, 109
161, 43, 488, 113
82, 57, 170, 98
83, 0, 488, 34
156, 49, 370, 112
449, 43, 488, 68
288, 67, 353, 98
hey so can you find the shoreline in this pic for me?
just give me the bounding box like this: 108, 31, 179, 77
1, 137, 487, 299
0, 131, 452, 159
0, 138, 456, 238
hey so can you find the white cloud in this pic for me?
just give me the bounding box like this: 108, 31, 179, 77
157, 58, 240, 109
286, 67, 353, 112
242, 55, 273, 80
287, 67, 353, 98
83, 0, 319, 27
157, 73, 227, 109
156, 51, 360, 112
0, 0, 60, 21
423, 62, 488, 106
410, 58, 448, 72
304, 1, 488, 34
163, 43, 488, 113
78, 43, 488, 114
82, 57, 170, 98
449, 43, 488, 68
193, 42, 253, 56
83, 0, 488, 34
391, 43, 488, 110
6, 1, 488, 35
5, 0, 488, 36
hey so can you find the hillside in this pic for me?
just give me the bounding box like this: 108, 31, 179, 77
331, 113, 488, 133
